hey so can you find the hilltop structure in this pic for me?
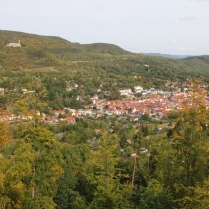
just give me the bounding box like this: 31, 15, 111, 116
6, 40, 21, 47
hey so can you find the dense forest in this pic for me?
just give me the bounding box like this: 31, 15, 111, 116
1, 30, 209, 208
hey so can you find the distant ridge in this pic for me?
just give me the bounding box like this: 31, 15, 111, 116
183, 55, 209, 65
143, 53, 193, 59
0, 29, 209, 80
82, 43, 132, 55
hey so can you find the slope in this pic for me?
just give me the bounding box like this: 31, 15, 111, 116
0, 30, 209, 83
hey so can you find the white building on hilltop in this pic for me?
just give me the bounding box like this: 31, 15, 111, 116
6, 40, 21, 47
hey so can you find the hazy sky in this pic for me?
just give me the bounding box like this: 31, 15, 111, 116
1, 0, 209, 55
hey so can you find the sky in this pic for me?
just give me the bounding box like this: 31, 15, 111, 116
1, 0, 209, 55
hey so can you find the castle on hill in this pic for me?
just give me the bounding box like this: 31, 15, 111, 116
6, 40, 21, 47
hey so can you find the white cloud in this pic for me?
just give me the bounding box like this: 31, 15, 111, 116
179, 15, 196, 21
170, 39, 177, 43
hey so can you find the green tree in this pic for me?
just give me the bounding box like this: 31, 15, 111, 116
109, 88, 121, 100
85, 132, 132, 209
138, 179, 174, 209
54, 143, 91, 208
164, 78, 209, 204
132, 130, 143, 187
192, 179, 209, 209
0, 121, 12, 208
3, 125, 64, 208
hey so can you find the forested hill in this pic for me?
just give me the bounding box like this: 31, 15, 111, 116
0, 30, 131, 70
0, 30, 130, 55
1, 30, 209, 82
183, 55, 209, 65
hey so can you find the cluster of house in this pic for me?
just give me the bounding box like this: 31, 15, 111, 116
95, 92, 183, 118
0, 107, 100, 124
1, 82, 209, 124
0, 110, 76, 124
119, 85, 164, 97
94, 90, 209, 120
1, 91, 209, 124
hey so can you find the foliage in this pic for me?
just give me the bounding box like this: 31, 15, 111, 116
138, 179, 174, 209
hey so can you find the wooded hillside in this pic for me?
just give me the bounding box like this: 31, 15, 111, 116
1, 30, 209, 83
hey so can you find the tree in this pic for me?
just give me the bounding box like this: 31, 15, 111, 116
0, 121, 11, 152
132, 130, 143, 187
141, 114, 150, 122
141, 125, 149, 137
85, 132, 132, 209
0, 121, 12, 208
4, 139, 34, 208
54, 145, 88, 209
109, 88, 121, 100
191, 179, 209, 209
3, 125, 64, 208
30, 196, 56, 209
138, 179, 174, 209
165, 78, 209, 203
